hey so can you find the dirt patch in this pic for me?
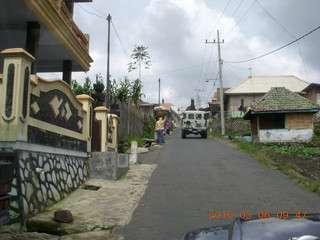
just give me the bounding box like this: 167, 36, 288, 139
268, 152, 320, 182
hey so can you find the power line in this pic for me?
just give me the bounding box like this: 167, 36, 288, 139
221, 0, 245, 33
255, 1, 309, 80
85, 3, 108, 18
223, 0, 257, 38
224, 25, 320, 64
206, 0, 232, 39
196, 44, 208, 88
111, 20, 130, 59
76, 3, 106, 19
144, 61, 213, 79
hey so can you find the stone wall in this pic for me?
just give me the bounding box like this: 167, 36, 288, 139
6, 148, 88, 227
210, 118, 251, 134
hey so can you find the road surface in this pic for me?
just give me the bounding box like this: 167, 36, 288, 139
114, 129, 320, 240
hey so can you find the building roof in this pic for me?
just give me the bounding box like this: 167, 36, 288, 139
302, 83, 320, 93
244, 87, 319, 119
160, 103, 174, 110
226, 76, 310, 95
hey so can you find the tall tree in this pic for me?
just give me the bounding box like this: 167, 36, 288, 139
190, 98, 196, 110
128, 45, 151, 79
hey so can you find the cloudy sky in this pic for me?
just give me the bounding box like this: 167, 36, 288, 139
70, 0, 320, 110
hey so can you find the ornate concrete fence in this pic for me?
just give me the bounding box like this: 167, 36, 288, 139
0, 48, 93, 227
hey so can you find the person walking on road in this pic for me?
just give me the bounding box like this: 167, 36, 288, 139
165, 118, 172, 135
156, 117, 165, 145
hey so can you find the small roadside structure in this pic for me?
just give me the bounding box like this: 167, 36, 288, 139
244, 87, 320, 143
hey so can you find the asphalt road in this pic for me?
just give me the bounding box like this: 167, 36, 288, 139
114, 129, 320, 240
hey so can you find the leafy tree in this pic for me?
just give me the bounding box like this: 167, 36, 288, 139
71, 77, 93, 96
128, 45, 151, 79
117, 77, 131, 103
131, 78, 144, 104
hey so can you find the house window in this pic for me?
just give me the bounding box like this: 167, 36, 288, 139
259, 114, 285, 129
188, 114, 194, 119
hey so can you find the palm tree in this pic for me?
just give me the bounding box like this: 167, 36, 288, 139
128, 45, 151, 79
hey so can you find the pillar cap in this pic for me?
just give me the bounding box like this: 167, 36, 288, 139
110, 114, 119, 119
76, 94, 94, 102
94, 106, 110, 112
1, 48, 35, 62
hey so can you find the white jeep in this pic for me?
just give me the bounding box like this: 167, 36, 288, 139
181, 111, 209, 139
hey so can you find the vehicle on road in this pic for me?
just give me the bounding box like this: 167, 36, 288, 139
181, 213, 320, 240
181, 110, 209, 139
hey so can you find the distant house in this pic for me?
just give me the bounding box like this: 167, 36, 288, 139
160, 103, 180, 125
302, 83, 320, 121
139, 101, 158, 120
244, 87, 320, 143
208, 88, 230, 117
225, 76, 310, 118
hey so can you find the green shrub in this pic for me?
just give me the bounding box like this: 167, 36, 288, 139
121, 135, 144, 147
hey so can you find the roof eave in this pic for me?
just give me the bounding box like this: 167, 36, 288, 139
250, 109, 320, 115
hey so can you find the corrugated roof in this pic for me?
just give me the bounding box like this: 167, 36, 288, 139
226, 76, 310, 94
251, 87, 319, 112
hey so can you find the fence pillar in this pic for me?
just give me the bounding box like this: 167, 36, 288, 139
94, 106, 110, 152
0, 48, 35, 142
76, 94, 94, 152
129, 141, 137, 164
107, 114, 119, 151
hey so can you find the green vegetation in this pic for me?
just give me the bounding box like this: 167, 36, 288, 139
209, 124, 320, 196
110, 77, 144, 105
263, 144, 320, 159
143, 115, 156, 139
231, 140, 320, 195
71, 77, 93, 96
120, 135, 144, 148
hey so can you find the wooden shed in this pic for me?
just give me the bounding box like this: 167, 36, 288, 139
244, 87, 320, 143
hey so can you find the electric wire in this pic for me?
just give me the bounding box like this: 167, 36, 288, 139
84, 3, 108, 18
255, 1, 309, 80
200, 44, 216, 90
205, 73, 219, 101
111, 20, 130, 59
220, 0, 245, 33
223, 0, 257, 38
76, 3, 106, 19
224, 25, 320, 63
206, 0, 232, 39
196, 44, 209, 88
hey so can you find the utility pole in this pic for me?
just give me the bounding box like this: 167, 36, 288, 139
158, 78, 161, 105
206, 30, 225, 135
105, 14, 111, 109
195, 88, 204, 110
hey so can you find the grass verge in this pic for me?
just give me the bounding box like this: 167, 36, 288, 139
212, 134, 320, 196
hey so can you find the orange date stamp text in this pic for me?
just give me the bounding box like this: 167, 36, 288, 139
208, 210, 308, 220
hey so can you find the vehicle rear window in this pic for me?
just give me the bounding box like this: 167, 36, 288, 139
188, 114, 194, 119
